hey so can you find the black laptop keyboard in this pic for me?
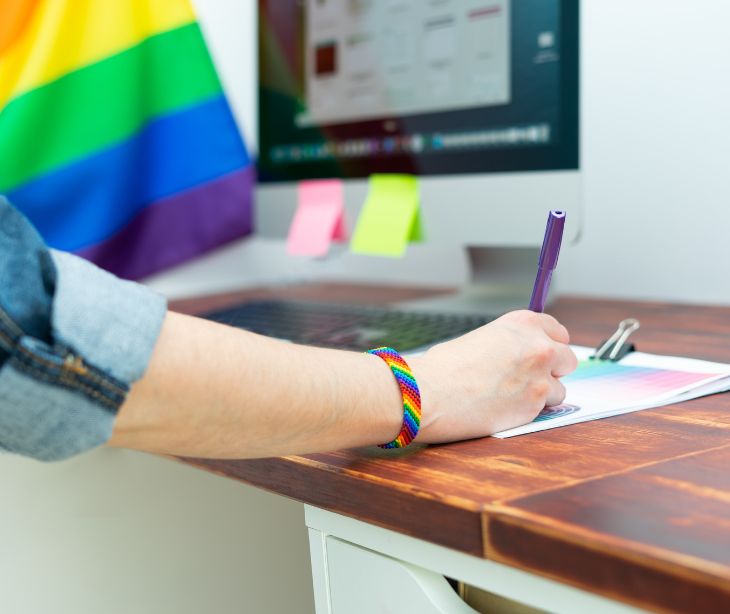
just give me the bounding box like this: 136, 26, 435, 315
203, 300, 494, 352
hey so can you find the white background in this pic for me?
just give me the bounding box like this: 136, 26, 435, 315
4, 2, 730, 613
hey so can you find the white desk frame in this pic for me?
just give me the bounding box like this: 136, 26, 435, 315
305, 505, 645, 614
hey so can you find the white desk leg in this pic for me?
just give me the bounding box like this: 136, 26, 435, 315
324, 535, 479, 614
308, 524, 478, 614
305, 505, 645, 614
308, 528, 333, 614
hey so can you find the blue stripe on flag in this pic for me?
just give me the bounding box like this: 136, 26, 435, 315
8, 95, 250, 251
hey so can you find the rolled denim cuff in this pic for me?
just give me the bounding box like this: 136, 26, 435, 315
0, 359, 124, 461
0, 252, 166, 461
50, 251, 167, 384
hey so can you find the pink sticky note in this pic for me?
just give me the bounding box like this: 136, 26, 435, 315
287, 179, 347, 257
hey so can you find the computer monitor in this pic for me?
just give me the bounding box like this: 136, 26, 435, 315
256, 0, 580, 304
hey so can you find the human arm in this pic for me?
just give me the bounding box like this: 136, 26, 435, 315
109, 309, 576, 458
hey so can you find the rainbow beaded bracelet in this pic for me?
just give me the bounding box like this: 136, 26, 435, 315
367, 347, 422, 449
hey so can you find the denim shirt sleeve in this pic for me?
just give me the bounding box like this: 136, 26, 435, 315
0, 196, 166, 461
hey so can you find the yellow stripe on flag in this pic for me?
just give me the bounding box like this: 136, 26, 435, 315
0, 0, 196, 110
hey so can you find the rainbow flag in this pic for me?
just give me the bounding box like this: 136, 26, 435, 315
0, 0, 253, 279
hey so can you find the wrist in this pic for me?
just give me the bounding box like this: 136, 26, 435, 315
405, 355, 440, 444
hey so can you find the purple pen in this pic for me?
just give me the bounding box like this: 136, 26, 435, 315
529, 210, 566, 312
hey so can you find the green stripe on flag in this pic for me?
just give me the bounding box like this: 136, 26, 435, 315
0, 22, 222, 192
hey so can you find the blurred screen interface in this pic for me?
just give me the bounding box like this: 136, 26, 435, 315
258, 0, 577, 181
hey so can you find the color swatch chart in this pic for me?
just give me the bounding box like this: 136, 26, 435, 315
495, 346, 730, 438
563, 359, 717, 410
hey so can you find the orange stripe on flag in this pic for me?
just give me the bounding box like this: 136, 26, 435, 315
0, 0, 37, 55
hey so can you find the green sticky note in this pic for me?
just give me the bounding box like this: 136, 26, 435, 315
350, 174, 423, 257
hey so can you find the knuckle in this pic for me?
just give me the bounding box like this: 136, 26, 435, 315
530, 340, 556, 365
560, 324, 571, 343
529, 379, 550, 401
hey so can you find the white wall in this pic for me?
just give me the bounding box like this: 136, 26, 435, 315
0, 450, 315, 614
559, 0, 730, 303
5, 3, 730, 614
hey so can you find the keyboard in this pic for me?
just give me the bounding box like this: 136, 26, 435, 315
202, 300, 495, 352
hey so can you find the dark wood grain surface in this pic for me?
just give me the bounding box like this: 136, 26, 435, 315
172, 285, 730, 613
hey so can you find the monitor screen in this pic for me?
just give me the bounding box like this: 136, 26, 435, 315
258, 0, 578, 182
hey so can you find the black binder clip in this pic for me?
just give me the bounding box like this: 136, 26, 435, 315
591, 318, 640, 362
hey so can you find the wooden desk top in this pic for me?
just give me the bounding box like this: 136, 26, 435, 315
172, 286, 730, 613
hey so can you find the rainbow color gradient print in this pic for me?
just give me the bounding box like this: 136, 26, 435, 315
495, 346, 730, 438
0, 0, 252, 279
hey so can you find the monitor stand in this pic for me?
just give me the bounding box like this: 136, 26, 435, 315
395, 246, 541, 316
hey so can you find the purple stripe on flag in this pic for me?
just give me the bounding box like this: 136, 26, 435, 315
76, 166, 254, 280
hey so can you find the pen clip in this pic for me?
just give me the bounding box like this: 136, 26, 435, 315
592, 318, 640, 362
